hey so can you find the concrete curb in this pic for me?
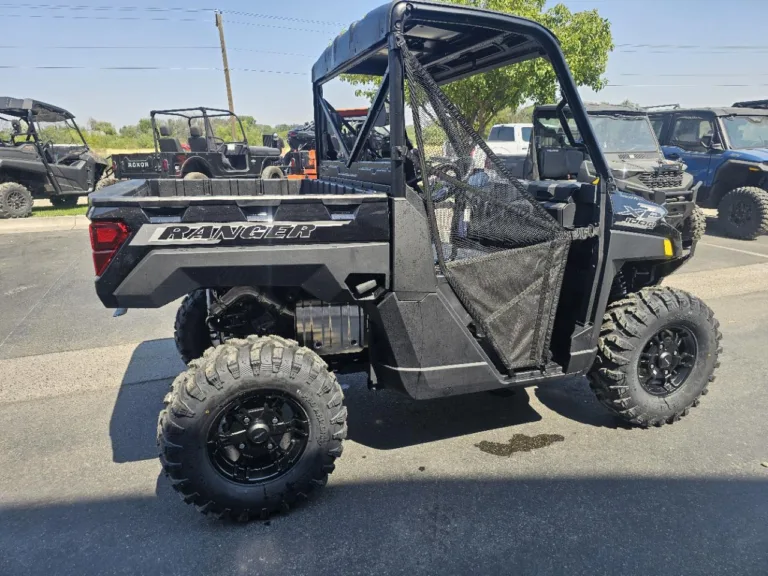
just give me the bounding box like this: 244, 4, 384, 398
0, 214, 90, 234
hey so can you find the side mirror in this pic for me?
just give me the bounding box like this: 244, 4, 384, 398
701, 135, 724, 151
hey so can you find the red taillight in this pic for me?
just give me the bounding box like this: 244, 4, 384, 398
89, 221, 130, 276
162, 159, 169, 171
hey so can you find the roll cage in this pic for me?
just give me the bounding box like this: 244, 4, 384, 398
148, 107, 248, 154
311, 1, 613, 193
311, 0, 617, 340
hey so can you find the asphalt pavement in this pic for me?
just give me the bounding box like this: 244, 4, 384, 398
0, 221, 767, 576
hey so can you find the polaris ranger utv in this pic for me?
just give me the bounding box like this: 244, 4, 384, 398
649, 105, 768, 239
111, 107, 284, 182
492, 103, 705, 247
0, 97, 109, 217
88, 0, 722, 521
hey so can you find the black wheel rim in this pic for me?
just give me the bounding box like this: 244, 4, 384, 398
730, 199, 753, 226
207, 390, 310, 484
638, 326, 698, 396
8, 190, 26, 211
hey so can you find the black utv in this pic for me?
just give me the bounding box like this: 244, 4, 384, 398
0, 97, 109, 217
88, 0, 722, 521
493, 103, 705, 247
110, 107, 284, 182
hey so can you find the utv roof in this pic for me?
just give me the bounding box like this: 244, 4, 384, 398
535, 103, 646, 115
647, 106, 768, 117
733, 99, 768, 109
312, 0, 553, 84
150, 107, 238, 119
0, 97, 74, 122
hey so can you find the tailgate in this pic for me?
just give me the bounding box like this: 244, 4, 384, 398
113, 153, 159, 178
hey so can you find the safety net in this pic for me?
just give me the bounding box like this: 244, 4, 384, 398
402, 41, 572, 371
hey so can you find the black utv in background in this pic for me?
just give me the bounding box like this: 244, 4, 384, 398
497, 103, 705, 246
0, 97, 109, 217
111, 107, 284, 182
89, 0, 722, 521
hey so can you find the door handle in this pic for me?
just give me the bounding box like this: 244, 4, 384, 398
667, 153, 680, 159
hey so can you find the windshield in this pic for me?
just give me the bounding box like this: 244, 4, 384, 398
722, 115, 768, 149
36, 119, 87, 148
588, 115, 658, 153
488, 126, 532, 142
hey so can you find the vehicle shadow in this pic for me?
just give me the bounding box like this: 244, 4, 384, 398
534, 376, 630, 429
343, 375, 542, 450
2, 477, 767, 576
109, 338, 186, 463
109, 343, 542, 462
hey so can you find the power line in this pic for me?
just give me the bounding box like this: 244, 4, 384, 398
607, 83, 768, 88
0, 65, 307, 74
0, 45, 312, 57
1, 3, 342, 27
617, 43, 768, 50
223, 20, 331, 34
224, 10, 343, 27
4, 13, 205, 22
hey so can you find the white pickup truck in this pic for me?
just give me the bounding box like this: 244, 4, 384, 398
487, 123, 532, 156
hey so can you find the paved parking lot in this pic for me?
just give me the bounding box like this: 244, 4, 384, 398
0, 219, 767, 576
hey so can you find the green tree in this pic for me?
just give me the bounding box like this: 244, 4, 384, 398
341, 0, 613, 136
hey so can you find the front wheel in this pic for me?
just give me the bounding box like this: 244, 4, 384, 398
588, 287, 722, 427
682, 205, 707, 244
717, 186, 768, 240
157, 336, 347, 520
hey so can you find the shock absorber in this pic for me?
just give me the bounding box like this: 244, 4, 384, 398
610, 270, 628, 302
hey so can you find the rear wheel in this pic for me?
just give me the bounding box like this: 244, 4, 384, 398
157, 336, 347, 520
261, 165, 284, 179
49, 195, 79, 208
0, 182, 33, 218
183, 171, 209, 180
588, 287, 722, 427
96, 176, 118, 190
174, 289, 284, 364
717, 186, 768, 240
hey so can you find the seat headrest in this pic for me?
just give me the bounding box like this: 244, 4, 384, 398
189, 125, 202, 138
158, 125, 170, 137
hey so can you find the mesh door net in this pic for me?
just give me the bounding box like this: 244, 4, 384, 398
402, 42, 572, 371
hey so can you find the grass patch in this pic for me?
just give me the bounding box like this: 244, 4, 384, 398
32, 205, 88, 217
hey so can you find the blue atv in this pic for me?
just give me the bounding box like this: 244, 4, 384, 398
649, 103, 768, 239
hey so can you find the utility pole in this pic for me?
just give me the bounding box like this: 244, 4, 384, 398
215, 11, 237, 140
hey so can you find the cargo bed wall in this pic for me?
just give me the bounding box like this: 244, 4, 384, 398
90, 177, 390, 204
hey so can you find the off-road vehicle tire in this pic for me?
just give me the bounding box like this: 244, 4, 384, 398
96, 176, 118, 190
49, 195, 79, 208
683, 205, 707, 244
261, 165, 284, 179
183, 171, 209, 180
157, 335, 347, 521
0, 182, 33, 219
174, 290, 214, 364
588, 286, 722, 428
717, 186, 768, 240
